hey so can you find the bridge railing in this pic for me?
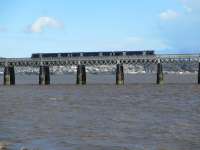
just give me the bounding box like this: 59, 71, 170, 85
1, 54, 199, 61
157, 54, 200, 58
0, 55, 157, 62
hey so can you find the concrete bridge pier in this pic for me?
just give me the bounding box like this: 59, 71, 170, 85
4, 66, 15, 85
157, 61, 164, 84
39, 66, 50, 85
76, 65, 86, 85
116, 64, 124, 85
198, 62, 200, 84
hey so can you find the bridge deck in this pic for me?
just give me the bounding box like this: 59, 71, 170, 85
0, 54, 199, 67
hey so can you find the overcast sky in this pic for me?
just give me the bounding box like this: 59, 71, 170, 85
0, 0, 200, 57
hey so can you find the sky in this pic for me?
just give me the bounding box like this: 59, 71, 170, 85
0, 0, 200, 57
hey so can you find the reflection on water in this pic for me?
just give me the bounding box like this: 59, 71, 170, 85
0, 74, 200, 150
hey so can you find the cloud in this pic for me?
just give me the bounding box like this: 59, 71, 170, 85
27, 16, 64, 33
159, 10, 180, 21
158, 13, 200, 53
180, 0, 193, 12
180, 0, 200, 13
157, 1, 200, 53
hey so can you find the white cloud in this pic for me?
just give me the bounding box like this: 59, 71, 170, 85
180, 0, 200, 13
28, 16, 63, 33
159, 6, 200, 52
159, 10, 180, 21
180, 0, 193, 12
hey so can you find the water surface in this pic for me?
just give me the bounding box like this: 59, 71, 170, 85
0, 74, 200, 150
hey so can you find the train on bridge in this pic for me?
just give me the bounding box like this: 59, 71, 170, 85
31, 50, 155, 58
0, 50, 200, 86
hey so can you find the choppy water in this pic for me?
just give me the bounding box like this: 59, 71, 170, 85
0, 74, 200, 150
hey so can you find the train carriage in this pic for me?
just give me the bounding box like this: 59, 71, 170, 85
42, 53, 58, 58
83, 52, 99, 57
31, 50, 155, 59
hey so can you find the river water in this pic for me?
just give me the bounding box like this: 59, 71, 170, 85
0, 74, 200, 150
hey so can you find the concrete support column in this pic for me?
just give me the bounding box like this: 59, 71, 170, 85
157, 62, 164, 84
198, 62, 200, 84
76, 65, 86, 85
10, 66, 15, 85
39, 66, 50, 85
116, 64, 124, 85
4, 66, 15, 85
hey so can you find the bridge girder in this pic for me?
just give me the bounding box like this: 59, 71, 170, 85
0, 55, 199, 67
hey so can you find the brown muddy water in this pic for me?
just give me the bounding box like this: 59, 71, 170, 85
0, 74, 200, 150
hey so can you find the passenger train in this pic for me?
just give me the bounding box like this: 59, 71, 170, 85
31, 50, 155, 59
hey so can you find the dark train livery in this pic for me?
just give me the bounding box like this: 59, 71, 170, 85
31, 50, 155, 59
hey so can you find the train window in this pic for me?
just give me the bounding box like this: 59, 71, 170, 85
83, 52, 99, 57
68, 53, 72, 57
42, 53, 58, 58
136, 51, 143, 55
72, 53, 80, 57
102, 52, 110, 56
114, 52, 123, 56
146, 51, 154, 55
31, 54, 40, 58
126, 51, 143, 56
61, 53, 69, 57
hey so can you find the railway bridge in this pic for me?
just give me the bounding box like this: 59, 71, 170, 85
0, 54, 200, 85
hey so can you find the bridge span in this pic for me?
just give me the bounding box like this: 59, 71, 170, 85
0, 54, 200, 85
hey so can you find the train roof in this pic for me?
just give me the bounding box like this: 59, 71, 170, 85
32, 50, 154, 54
